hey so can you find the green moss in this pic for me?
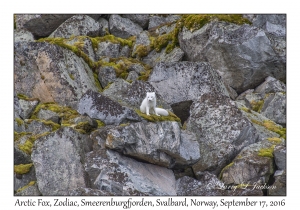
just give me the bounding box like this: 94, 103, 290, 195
31, 102, 80, 126
90, 34, 135, 50
133, 44, 150, 58
218, 162, 234, 179
15, 118, 24, 126
250, 100, 264, 113
16, 181, 36, 193
17, 93, 40, 102
240, 106, 252, 113
14, 131, 32, 142
69, 73, 75, 80
18, 132, 50, 155
267, 137, 283, 144
135, 109, 181, 123
14, 163, 33, 174
251, 119, 286, 139
258, 145, 276, 158
96, 120, 105, 128
93, 72, 103, 92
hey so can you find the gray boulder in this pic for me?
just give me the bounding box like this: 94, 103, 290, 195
31, 127, 93, 195
99, 121, 200, 168
49, 15, 102, 38
268, 170, 286, 196
65, 36, 96, 62
97, 17, 109, 36
14, 29, 35, 42
85, 149, 177, 196
254, 76, 286, 96
14, 41, 98, 108
14, 166, 36, 193
24, 120, 55, 135
97, 66, 117, 88
220, 138, 284, 185
95, 41, 130, 60
178, 21, 286, 93
148, 15, 180, 29
68, 187, 115, 196
15, 14, 73, 37
18, 98, 39, 120
102, 79, 171, 110
77, 89, 142, 125
132, 31, 151, 58
15, 182, 41, 196
122, 14, 150, 29
109, 15, 143, 39
142, 47, 184, 67
126, 71, 139, 81
149, 62, 229, 105
274, 145, 286, 170
186, 92, 259, 175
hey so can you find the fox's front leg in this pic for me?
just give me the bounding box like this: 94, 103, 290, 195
146, 106, 150, 115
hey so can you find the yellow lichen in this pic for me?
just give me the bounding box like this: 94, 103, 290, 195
218, 162, 234, 179
135, 109, 181, 123
16, 181, 36, 193
14, 163, 33, 174
258, 145, 276, 158
250, 100, 264, 113
267, 137, 282, 144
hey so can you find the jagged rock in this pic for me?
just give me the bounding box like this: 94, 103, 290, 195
176, 173, 263, 196
220, 138, 285, 185
49, 15, 102, 38
95, 41, 130, 60
14, 166, 36, 192
77, 89, 142, 125
127, 63, 145, 75
274, 145, 286, 170
14, 146, 32, 165
254, 76, 286, 96
122, 14, 150, 29
65, 37, 96, 61
148, 15, 180, 29
149, 22, 177, 36
149, 62, 229, 105
102, 79, 171, 110
126, 71, 139, 81
178, 21, 286, 93
98, 121, 199, 168
85, 149, 177, 196
97, 17, 109, 36
97, 66, 117, 88
14, 41, 98, 108
68, 187, 115, 196
14, 29, 34, 42
15, 14, 73, 37
109, 15, 143, 39
31, 127, 93, 195
186, 92, 259, 175
132, 31, 151, 57
15, 182, 41, 196
24, 120, 55, 135
260, 92, 286, 126
268, 170, 286, 196
142, 47, 184, 67
36, 109, 59, 121
18, 99, 39, 120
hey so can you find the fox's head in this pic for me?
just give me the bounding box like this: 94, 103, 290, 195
146, 92, 156, 102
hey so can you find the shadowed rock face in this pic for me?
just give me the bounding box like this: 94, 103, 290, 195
77, 89, 142, 125
179, 21, 286, 94
186, 92, 259, 175
14, 41, 98, 108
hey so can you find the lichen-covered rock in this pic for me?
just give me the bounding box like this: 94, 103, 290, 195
126, 71, 139, 81
132, 31, 151, 58
186, 92, 259, 175
85, 149, 177, 196
97, 17, 109, 36
220, 138, 285, 185
149, 62, 229, 105
178, 21, 286, 93
15, 182, 41, 196
68, 187, 115, 196
49, 15, 102, 38
97, 66, 117, 88
274, 145, 286, 170
24, 120, 55, 135
18, 99, 39, 120
95, 41, 130, 60
176, 173, 263, 196
65, 37, 96, 62
14, 29, 35, 42
15, 14, 73, 37
102, 79, 171, 110
268, 170, 286, 196
109, 15, 143, 39
148, 15, 180, 29
14, 165, 37, 192
254, 76, 286, 96
77, 89, 142, 125
14, 41, 98, 108
99, 121, 199, 168
31, 127, 93, 195
122, 14, 150, 29
142, 47, 184, 68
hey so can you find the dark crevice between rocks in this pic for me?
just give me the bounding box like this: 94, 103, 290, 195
171, 100, 193, 125
264, 162, 277, 196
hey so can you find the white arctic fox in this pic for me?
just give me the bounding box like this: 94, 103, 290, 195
140, 92, 169, 116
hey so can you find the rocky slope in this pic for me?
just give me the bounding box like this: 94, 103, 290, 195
14, 14, 286, 196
